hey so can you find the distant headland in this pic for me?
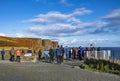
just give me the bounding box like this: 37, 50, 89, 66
0, 36, 58, 50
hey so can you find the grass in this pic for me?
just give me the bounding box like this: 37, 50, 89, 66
81, 58, 120, 75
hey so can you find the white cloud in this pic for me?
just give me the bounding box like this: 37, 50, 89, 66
102, 9, 120, 26
58, 38, 111, 47
102, 9, 120, 19
24, 8, 120, 38
15, 33, 25, 38
0, 33, 6, 36
27, 20, 108, 37
24, 8, 92, 24
71, 8, 92, 16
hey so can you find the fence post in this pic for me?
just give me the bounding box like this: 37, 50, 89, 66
95, 51, 97, 59
107, 50, 111, 60
103, 50, 106, 60
112, 50, 115, 63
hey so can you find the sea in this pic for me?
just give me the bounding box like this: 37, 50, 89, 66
100, 47, 120, 59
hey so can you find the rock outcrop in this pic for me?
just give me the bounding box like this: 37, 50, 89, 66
0, 36, 58, 49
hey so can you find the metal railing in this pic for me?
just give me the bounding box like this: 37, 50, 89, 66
85, 50, 111, 60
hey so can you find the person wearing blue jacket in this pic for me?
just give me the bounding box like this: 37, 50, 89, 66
78, 46, 84, 60
1, 48, 5, 60
56, 45, 62, 64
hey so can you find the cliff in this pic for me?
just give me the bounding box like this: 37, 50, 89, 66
0, 36, 58, 49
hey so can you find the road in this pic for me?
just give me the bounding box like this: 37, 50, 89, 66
0, 60, 120, 81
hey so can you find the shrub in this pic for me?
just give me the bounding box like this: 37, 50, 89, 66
82, 58, 120, 75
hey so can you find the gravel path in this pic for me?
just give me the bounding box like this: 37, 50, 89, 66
0, 60, 120, 81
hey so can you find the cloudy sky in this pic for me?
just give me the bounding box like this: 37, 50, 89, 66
0, 0, 120, 47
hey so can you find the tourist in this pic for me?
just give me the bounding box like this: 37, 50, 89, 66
90, 44, 95, 58
49, 47, 54, 63
21, 50, 25, 56
56, 45, 62, 64
84, 47, 89, 61
60, 45, 64, 62
72, 48, 76, 60
38, 49, 42, 61
85, 47, 89, 59
69, 48, 73, 60
64, 46, 69, 60
78, 46, 84, 60
90, 44, 94, 51
11, 47, 15, 61
27, 48, 32, 53
16, 49, 21, 63
44, 48, 49, 62
97, 47, 101, 59
74, 48, 78, 60
1, 48, 5, 60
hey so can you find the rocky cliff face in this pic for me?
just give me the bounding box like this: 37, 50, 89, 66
42, 39, 58, 49
0, 36, 58, 49
42, 39, 52, 49
52, 41, 58, 49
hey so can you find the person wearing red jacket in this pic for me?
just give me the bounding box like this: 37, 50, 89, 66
16, 49, 21, 63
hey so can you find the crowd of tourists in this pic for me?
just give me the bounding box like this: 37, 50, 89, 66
42, 44, 101, 64
0, 44, 101, 63
0, 47, 22, 62
43, 44, 101, 64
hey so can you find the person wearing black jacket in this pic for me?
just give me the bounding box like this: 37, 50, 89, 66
38, 49, 42, 61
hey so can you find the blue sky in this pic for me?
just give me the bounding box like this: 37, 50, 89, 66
0, 0, 120, 47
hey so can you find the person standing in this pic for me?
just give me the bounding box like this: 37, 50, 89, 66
11, 47, 15, 61
56, 45, 62, 64
69, 48, 73, 60
78, 46, 84, 60
27, 48, 32, 53
44, 49, 49, 61
64, 46, 69, 60
38, 49, 42, 61
60, 45, 64, 62
16, 49, 21, 63
74, 48, 78, 60
97, 47, 101, 59
85, 47, 89, 58
49, 47, 54, 63
1, 48, 5, 60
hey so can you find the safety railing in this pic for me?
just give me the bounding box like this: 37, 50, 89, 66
85, 50, 111, 60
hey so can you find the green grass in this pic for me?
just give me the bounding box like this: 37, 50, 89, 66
81, 58, 120, 75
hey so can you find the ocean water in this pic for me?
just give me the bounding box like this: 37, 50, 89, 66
101, 47, 120, 59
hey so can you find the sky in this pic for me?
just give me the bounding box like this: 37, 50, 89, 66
0, 0, 120, 47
